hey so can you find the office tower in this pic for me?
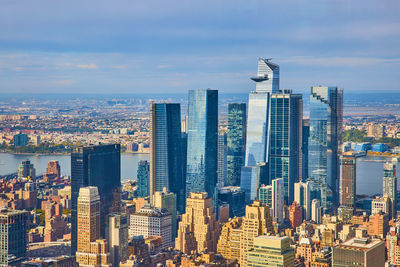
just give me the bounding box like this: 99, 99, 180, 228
217, 132, 228, 187
18, 160, 36, 179
308, 86, 343, 210
383, 160, 397, 218
259, 178, 284, 222
226, 103, 247, 186
71, 144, 121, 253
217, 186, 246, 218
149, 103, 185, 213
13, 133, 28, 147
294, 181, 311, 220
109, 213, 129, 267
175, 192, 220, 254
186, 89, 218, 201
46, 161, 61, 178
129, 204, 172, 249
311, 199, 322, 224
302, 119, 310, 180
153, 188, 177, 240
217, 217, 243, 262
332, 238, 385, 267
240, 201, 274, 267
241, 162, 269, 203
339, 155, 356, 208
288, 202, 303, 228
76, 187, 111, 266
247, 236, 295, 267
269, 90, 302, 203
136, 160, 149, 198
251, 58, 280, 93
0, 209, 29, 266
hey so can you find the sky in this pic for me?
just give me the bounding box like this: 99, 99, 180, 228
0, 0, 399, 94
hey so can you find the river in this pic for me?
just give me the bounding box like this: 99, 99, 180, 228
0, 153, 397, 195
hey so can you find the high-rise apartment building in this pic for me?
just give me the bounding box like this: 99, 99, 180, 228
259, 178, 284, 222
226, 103, 247, 186
339, 155, 356, 208
247, 236, 295, 267
71, 144, 121, 253
302, 119, 310, 180
0, 209, 29, 266
217, 217, 243, 262
150, 103, 185, 213
46, 161, 61, 178
175, 192, 220, 254
269, 90, 302, 203
18, 160, 36, 179
109, 213, 129, 267
136, 160, 149, 198
217, 132, 227, 187
308, 86, 343, 210
294, 181, 311, 220
76, 186, 111, 266
383, 160, 397, 218
186, 89, 218, 201
129, 204, 172, 249
153, 188, 177, 240
13, 133, 28, 147
240, 201, 274, 267
311, 199, 322, 224
288, 201, 303, 228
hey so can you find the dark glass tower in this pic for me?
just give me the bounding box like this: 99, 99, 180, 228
186, 89, 218, 201
269, 90, 302, 203
136, 160, 149, 198
150, 103, 185, 213
302, 119, 310, 180
308, 86, 343, 210
226, 103, 247, 186
71, 144, 121, 254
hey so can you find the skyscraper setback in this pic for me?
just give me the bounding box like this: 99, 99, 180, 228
150, 103, 185, 213
71, 144, 121, 254
308, 86, 343, 210
186, 89, 218, 202
226, 103, 247, 186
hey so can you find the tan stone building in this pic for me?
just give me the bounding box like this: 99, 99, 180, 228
175, 192, 220, 254
75, 186, 111, 266
217, 217, 242, 262
240, 201, 274, 267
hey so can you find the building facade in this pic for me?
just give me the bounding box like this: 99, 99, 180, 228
217, 132, 227, 187
339, 155, 356, 208
136, 160, 150, 198
383, 160, 397, 218
294, 181, 311, 220
109, 213, 129, 267
259, 178, 284, 222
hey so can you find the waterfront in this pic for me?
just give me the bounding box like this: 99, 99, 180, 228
0, 153, 398, 195
0, 152, 149, 181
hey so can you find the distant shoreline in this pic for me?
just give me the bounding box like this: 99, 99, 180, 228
0, 151, 150, 156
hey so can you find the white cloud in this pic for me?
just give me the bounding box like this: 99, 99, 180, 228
75, 63, 98, 69
281, 56, 400, 67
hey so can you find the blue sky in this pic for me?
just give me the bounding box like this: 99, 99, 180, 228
0, 0, 399, 94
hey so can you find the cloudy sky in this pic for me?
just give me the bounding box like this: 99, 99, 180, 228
0, 0, 399, 94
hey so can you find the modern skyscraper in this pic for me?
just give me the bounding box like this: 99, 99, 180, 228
71, 144, 121, 253
226, 103, 247, 186
311, 199, 322, 224
339, 155, 356, 208
308, 86, 343, 210
175, 192, 220, 254
247, 236, 295, 267
13, 133, 28, 147
383, 160, 397, 218
153, 188, 177, 240
302, 119, 310, 180
259, 178, 284, 222
217, 186, 246, 218
186, 89, 218, 201
240, 201, 274, 267
217, 132, 227, 187
76, 186, 111, 266
18, 160, 36, 179
129, 204, 172, 249
0, 209, 29, 266
240, 162, 269, 203
294, 181, 311, 220
109, 213, 129, 267
250, 58, 280, 93
269, 90, 302, 203
136, 160, 149, 198
150, 103, 185, 213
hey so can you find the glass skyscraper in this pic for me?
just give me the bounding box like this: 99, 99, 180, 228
136, 160, 149, 198
308, 86, 343, 210
269, 90, 302, 203
71, 144, 121, 254
186, 89, 218, 201
226, 103, 247, 186
150, 103, 185, 213
383, 160, 397, 218
217, 132, 227, 187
